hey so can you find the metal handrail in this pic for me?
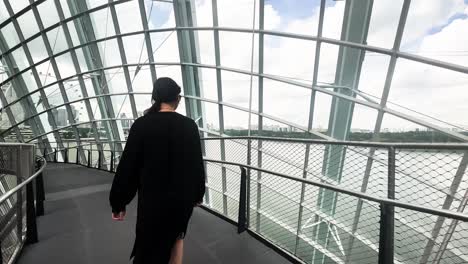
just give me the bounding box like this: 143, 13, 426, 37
203, 158, 468, 222
35, 139, 468, 216
35, 139, 468, 221
1, 149, 47, 264
39, 138, 468, 264
37, 135, 468, 151
201, 136, 468, 149
0, 143, 38, 146
207, 159, 456, 235
0, 156, 47, 205
36, 144, 468, 221
39, 147, 122, 159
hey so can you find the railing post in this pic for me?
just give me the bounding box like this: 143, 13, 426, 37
16, 147, 24, 243
35, 160, 45, 216
110, 151, 114, 172
53, 148, 57, 163
25, 181, 38, 244
246, 138, 251, 227
98, 151, 102, 170
238, 166, 248, 234
87, 150, 91, 168
16, 188, 23, 242
388, 147, 396, 201
379, 203, 394, 264
64, 148, 68, 163
379, 147, 396, 264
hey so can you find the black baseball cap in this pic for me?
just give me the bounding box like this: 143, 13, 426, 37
152, 77, 181, 102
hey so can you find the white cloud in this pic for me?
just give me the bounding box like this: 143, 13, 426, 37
387, 15, 468, 130
418, 17, 468, 67
400, 0, 466, 49
264, 5, 281, 30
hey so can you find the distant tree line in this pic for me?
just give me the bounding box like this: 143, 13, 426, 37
60, 127, 105, 139
223, 129, 466, 143
2, 127, 464, 143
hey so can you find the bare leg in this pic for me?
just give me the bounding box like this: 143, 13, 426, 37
169, 239, 184, 264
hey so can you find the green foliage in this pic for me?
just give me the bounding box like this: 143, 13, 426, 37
224, 129, 320, 139
60, 127, 93, 139
223, 129, 466, 143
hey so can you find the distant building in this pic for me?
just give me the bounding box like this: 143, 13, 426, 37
57, 108, 67, 127
263, 125, 285, 132
120, 113, 132, 130
206, 123, 219, 131
72, 105, 79, 123
350, 128, 372, 133
251, 124, 288, 132
50, 105, 78, 127
288, 126, 301, 133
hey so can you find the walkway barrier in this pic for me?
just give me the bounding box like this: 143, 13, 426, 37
37, 137, 468, 264
0, 144, 47, 264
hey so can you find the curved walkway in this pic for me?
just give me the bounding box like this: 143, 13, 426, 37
18, 163, 291, 264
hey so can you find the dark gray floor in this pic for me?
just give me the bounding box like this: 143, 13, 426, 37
18, 163, 291, 264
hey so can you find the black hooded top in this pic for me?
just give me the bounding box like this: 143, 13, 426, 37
109, 111, 206, 263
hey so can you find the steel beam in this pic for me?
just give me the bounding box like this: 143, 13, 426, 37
3, 25, 468, 86
421, 151, 468, 263
346, 2, 411, 261
108, 0, 139, 120
67, 0, 124, 154
372, 0, 411, 141
138, 0, 157, 83
5, 1, 61, 155
297, 0, 326, 257
314, 1, 374, 263
54, 0, 104, 164
0, 86, 24, 142
0, 0, 46, 29
1, 59, 468, 142
12, 0, 86, 163
306, 0, 325, 133
0, 0, 132, 60
211, 0, 226, 216
172, 0, 204, 123
0, 2, 49, 149
432, 185, 468, 263
255, 0, 265, 233
3, 23, 468, 78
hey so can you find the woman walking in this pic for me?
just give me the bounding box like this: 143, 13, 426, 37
109, 77, 206, 264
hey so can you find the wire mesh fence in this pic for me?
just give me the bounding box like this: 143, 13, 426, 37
201, 137, 468, 264
394, 149, 468, 210
32, 137, 468, 264
203, 162, 242, 222
394, 148, 468, 264
0, 144, 36, 264
36, 142, 125, 172
0, 146, 20, 264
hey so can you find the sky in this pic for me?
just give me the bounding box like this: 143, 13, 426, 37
142, 0, 468, 132
1, 0, 468, 136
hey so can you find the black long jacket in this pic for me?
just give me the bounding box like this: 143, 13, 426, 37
109, 111, 206, 263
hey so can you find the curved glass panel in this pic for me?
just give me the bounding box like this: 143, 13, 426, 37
0, 1, 467, 263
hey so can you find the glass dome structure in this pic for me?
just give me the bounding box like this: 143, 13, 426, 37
1, 0, 468, 150
1, 0, 468, 263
